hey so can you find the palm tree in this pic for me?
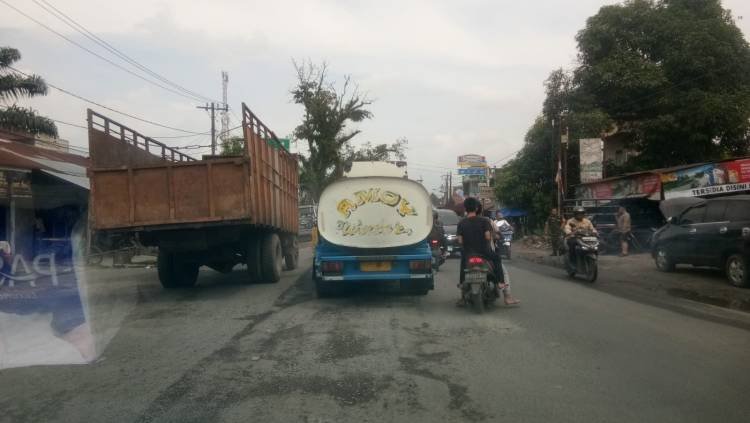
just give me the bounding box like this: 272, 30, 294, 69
0, 47, 57, 137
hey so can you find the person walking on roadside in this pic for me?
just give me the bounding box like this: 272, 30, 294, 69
616, 206, 632, 256
544, 208, 563, 256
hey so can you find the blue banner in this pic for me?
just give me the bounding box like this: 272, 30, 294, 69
458, 168, 486, 175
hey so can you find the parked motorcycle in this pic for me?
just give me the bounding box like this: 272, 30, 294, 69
461, 255, 499, 314
430, 239, 446, 271
564, 230, 599, 282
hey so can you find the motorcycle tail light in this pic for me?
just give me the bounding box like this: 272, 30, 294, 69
321, 261, 343, 274
468, 257, 485, 266
431, 239, 439, 245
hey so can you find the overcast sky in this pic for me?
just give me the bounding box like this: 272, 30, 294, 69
2, 0, 750, 194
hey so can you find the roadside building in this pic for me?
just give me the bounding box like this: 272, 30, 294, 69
0, 135, 89, 263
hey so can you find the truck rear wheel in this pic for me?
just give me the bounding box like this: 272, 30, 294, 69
157, 251, 199, 289
260, 232, 283, 283
284, 237, 299, 270
246, 236, 262, 283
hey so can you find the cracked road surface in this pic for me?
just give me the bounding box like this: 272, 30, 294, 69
1, 247, 749, 422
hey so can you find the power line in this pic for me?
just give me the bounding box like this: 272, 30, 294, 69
33, 0, 218, 103
0, 0, 206, 103
7, 65, 206, 134
490, 148, 523, 166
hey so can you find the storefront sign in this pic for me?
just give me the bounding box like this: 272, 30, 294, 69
0, 170, 31, 198
576, 173, 661, 200
579, 138, 603, 183
661, 158, 750, 199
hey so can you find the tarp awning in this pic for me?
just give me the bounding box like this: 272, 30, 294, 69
0, 138, 89, 190
40, 169, 90, 190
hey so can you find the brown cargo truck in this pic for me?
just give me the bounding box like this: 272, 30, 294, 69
87, 103, 299, 288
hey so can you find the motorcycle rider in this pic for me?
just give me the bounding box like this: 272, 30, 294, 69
429, 210, 447, 249
494, 211, 512, 233
564, 206, 598, 266
457, 197, 519, 306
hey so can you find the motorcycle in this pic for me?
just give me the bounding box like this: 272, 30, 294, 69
564, 230, 599, 282
461, 255, 500, 314
430, 239, 446, 271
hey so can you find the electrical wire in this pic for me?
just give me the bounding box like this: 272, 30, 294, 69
33, 0, 218, 104
6, 65, 206, 134
0, 0, 206, 103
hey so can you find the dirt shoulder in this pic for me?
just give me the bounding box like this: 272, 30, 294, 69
513, 241, 750, 328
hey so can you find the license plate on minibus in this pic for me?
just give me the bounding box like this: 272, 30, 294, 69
360, 261, 392, 272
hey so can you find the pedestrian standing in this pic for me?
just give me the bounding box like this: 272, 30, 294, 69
544, 208, 563, 256
616, 206, 632, 256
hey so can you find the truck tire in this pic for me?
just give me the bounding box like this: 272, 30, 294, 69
157, 251, 199, 289
260, 232, 283, 283
246, 236, 262, 283
285, 237, 299, 270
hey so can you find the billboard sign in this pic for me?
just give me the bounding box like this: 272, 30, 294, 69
579, 138, 603, 183
458, 154, 487, 168
661, 158, 750, 199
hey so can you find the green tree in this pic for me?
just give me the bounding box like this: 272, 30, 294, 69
220, 136, 244, 155
345, 138, 407, 162
0, 47, 57, 137
292, 60, 373, 201
575, 0, 750, 169
495, 69, 612, 229
495, 118, 557, 230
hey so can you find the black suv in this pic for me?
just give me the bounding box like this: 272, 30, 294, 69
652, 195, 750, 287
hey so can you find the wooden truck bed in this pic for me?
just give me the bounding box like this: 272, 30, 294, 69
88, 104, 298, 233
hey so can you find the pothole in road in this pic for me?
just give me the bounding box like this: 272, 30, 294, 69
243, 372, 394, 407
318, 328, 373, 363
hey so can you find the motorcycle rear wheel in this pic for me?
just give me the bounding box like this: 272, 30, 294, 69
471, 292, 484, 314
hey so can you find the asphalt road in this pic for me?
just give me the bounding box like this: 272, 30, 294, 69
1, 248, 749, 423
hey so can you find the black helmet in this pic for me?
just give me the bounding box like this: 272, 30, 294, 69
573, 206, 585, 216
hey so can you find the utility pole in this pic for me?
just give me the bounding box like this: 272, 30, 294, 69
220, 71, 229, 142
197, 102, 229, 156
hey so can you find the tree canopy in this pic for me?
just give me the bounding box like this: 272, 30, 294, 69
496, 0, 750, 230
292, 60, 373, 200
575, 0, 750, 168
0, 47, 57, 137
220, 136, 244, 156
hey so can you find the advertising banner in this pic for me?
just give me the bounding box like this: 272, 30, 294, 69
457, 154, 487, 168
579, 138, 603, 183
575, 173, 661, 200
661, 158, 750, 199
